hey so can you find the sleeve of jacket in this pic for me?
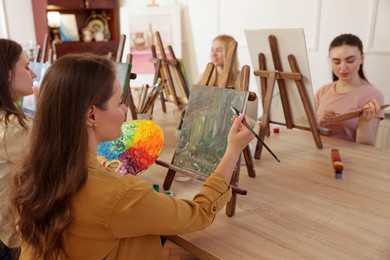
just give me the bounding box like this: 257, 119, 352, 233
108, 172, 232, 238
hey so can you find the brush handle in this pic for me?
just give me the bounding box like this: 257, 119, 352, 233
241, 119, 280, 163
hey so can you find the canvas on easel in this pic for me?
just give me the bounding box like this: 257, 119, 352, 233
155, 40, 257, 217
246, 28, 315, 128
172, 85, 249, 178
22, 62, 50, 116
115, 55, 138, 121
245, 28, 322, 159
155, 70, 253, 217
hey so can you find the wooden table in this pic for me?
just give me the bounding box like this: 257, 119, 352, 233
147, 127, 390, 259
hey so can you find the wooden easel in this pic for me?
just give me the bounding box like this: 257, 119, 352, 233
122, 53, 138, 120
253, 35, 322, 159
39, 33, 49, 62
156, 40, 256, 217
150, 31, 189, 115
113, 34, 138, 120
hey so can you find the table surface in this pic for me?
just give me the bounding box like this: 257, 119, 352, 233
143, 124, 390, 260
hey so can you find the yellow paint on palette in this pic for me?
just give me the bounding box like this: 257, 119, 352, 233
97, 119, 164, 175
133, 120, 164, 157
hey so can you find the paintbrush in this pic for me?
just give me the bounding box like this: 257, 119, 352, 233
141, 78, 163, 113
231, 106, 280, 163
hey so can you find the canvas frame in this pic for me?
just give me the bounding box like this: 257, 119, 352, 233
172, 85, 249, 178
245, 28, 316, 129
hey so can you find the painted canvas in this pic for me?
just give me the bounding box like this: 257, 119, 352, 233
59, 14, 80, 42
114, 62, 132, 103
173, 85, 249, 178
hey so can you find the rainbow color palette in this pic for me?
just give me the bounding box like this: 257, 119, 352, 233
97, 120, 164, 175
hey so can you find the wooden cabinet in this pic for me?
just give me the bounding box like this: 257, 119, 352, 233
47, 0, 84, 9
47, 0, 116, 10
32, 0, 120, 60
54, 41, 118, 57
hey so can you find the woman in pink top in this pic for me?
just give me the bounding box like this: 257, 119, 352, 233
314, 34, 384, 145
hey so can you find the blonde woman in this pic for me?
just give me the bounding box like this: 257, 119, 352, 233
197, 34, 239, 88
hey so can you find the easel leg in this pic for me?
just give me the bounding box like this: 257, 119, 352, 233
255, 71, 276, 159
163, 169, 176, 190
269, 35, 294, 129
226, 155, 241, 216
155, 31, 180, 106
226, 193, 237, 217
258, 53, 271, 137
288, 55, 323, 149
159, 91, 167, 113
243, 145, 256, 178
125, 85, 138, 120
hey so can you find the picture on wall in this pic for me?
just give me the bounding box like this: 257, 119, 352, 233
128, 6, 181, 75
172, 85, 249, 178
59, 14, 80, 42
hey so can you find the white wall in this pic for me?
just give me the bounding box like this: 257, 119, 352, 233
119, 0, 390, 118
5, 0, 390, 118
0, 0, 8, 37
2, 0, 36, 44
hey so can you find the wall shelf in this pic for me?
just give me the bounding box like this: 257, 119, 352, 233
32, 0, 120, 61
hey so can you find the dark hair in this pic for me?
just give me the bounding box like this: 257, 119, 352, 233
0, 38, 28, 129
329, 33, 367, 81
11, 53, 116, 259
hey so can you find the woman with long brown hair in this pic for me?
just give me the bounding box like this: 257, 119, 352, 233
0, 38, 36, 259
10, 53, 254, 259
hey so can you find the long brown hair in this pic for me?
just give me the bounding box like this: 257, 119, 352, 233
210, 34, 239, 88
0, 38, 28, 129
10, 54, 116, 259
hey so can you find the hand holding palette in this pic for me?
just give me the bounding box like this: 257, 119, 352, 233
97, 120, 164, 175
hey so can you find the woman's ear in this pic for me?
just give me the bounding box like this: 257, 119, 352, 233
86, 105, 96, 128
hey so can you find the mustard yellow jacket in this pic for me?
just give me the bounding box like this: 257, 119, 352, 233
21, 153, 232, 259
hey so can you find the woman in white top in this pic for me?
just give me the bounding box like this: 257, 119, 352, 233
0, 38, 36, 259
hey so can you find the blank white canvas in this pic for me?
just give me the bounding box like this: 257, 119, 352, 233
245, 28, 316, 128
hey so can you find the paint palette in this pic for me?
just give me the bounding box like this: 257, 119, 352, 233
97, 120, 164, 175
